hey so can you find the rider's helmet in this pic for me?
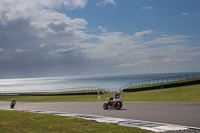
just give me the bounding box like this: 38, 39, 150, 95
117, 91, 120, 95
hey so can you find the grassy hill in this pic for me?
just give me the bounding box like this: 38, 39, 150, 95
1, 84, 200, 102
123, 78, 200, 92
122, 84, 200, 102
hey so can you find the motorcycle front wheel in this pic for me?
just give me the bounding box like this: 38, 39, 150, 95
103, 103, 108, 110
115, 102, 122, 110
10, 103, 15, 109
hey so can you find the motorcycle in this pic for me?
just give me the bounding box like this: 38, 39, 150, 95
10, 99, 16, 109
103, 97, 123, 110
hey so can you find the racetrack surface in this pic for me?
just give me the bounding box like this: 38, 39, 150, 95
0, 101, 200, 128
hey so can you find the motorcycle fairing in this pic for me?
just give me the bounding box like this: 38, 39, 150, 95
112, 101, 118, 108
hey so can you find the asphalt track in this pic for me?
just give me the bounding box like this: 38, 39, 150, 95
0, 101, 200, 128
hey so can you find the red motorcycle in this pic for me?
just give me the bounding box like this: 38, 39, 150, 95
103, 97, 123, 110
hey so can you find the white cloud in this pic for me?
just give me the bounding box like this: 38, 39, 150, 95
0, 0, 199, 76
62, 0, 88, 10
141, 6, 154, 10
40, 43, 46, 48
134, 30, 153, 37
51, 47, 77, 54
114, 63, 135, 68
97, 0, 117, 6
0, 0, 89, 56
0, 0, 88, 24
162, 58, 172, 63
80, 31, 192, 62
182, 12, 189, 16
144, 35, 192, 45
0, 0, 88, 46
97, 26, 107, 32
15, 48, 27, 53
0, 48, 5, 52
115, 59, 152, 68
30, 10, 88, 36
76, 28, 199, 74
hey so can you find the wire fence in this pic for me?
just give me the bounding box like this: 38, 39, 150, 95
119, 73, 200, 91
63, 73, 200, 92
57, 86, 109, 92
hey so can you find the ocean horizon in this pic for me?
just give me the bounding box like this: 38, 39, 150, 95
0, 72, 199, 93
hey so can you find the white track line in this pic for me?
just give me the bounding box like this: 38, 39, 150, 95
5, 109, 200, 132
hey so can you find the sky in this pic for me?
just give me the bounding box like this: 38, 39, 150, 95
0, 0, 200, 78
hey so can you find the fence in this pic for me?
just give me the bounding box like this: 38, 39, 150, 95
58, 86, 108, 92
63, 73, 200, 92
119, 73, 200, 91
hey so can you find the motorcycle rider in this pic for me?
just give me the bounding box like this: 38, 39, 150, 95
10, 98, 16, 109
108, 91, 121, 105
113, 91, 120, 100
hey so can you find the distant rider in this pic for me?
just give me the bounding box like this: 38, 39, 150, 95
10, 98, 16, 108
11, 98, 16, 104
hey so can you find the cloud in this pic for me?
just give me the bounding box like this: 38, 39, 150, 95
0, 48, 5, 52
50, 47, 79, 57
0, 0, 88, 24
182, 12, 189, 16
40, 43, 46, 48
112, 44, 199, 73
0, 0, 90, 77
134, 30, 153, 37
62, 0, 88, 10
15, 48, 27, 53
97, 26, 107, 32
76, 29, 200, 74
141, 6, 154, 10
0, 0, 199, 77
30, 10, 88, 37
97, 0, 117, 6
144, 35, 192, 45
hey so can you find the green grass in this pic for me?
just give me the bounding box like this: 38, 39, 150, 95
0, 110, 154, 133
1, 85, 199, 133
0, 92, 112, 102
16, 89, 105, 95
125, 77, 200, 90
122, 84, 200, 102
1, 84, 200, 102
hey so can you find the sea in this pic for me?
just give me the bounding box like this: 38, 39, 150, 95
0, 72, 199, 93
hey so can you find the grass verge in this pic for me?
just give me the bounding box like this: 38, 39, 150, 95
122, 84, 200, 102
0, 110, 154, 133
124, 78, 200, 90
0, 84, 200, 102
